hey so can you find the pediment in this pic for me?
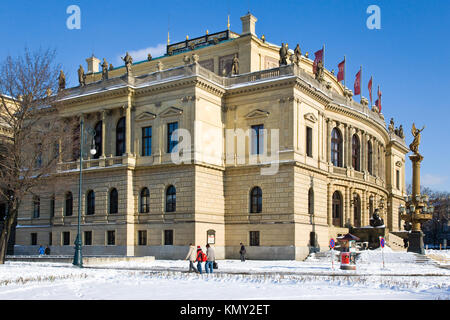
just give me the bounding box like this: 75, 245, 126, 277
159, 106, 183, 118
245, 109, 270, 119
304, 113, 318, 123
395, 161, 402, 167
135, 111, 157, 122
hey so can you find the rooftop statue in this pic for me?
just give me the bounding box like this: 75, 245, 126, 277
293, 44, 301, 66
77, 65, 86, 87
388, 118, 395, 134
58, 70, 66, 91
147, 53, 152, 61
398, 125, 404, 139
121, 52, 133, 74
279, 43, 288, 66
101, 58, 109, 80
315, 59, 324, 82
109, 64, 114, 71
231, 54, 239, 75
409, 123, 425, 155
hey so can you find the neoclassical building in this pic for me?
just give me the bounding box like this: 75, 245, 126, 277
14, 13, 408, 260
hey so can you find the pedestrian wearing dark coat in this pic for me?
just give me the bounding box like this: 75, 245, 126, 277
239, 242, 246, 262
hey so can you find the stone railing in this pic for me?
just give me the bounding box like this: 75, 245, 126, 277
57, 155, 126, 173
333, 166, 347, 175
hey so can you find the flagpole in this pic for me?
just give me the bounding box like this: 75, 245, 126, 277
360, 65, 362, 101
370, 76, 373, 107
344, 55, 346, 89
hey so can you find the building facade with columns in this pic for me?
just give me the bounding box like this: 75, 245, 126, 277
14, 13, 408, 260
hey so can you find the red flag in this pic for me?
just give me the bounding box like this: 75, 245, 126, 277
313, 48, 324, 74
377, 86, 382, 111
337, 59, 345, 82
368, 76, 373, 103
354, 70, 361, 95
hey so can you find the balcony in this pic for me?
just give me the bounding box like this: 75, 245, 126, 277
57, 155, 132, 173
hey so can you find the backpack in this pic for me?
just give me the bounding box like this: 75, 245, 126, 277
202, 252, 207, 262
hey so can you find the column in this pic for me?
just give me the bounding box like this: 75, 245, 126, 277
101, 110, 107, 158
348, 125, 353, 169
361, 130, 366, 172
343, 123, 348, 168
125, 95, 132, 155
345, 186, 350, 227
326, 118, 332, 163
327, 183, 332, 226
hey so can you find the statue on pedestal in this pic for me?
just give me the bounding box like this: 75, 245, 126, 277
231, 54, 239, 75
409, 123, 425, 155
101, 58, 109, 80
147, 53, 152, 61
279, 43, 288, 66
315, 60, 324, 82
398, 125, 404, 139
58, 70, 66, 91
121, 52, 133, 74
388, 118, 395, 134
293, 44, 301, 66
77, 65, 86, 87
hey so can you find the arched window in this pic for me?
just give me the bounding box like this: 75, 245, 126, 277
109, 188, 118, 214
166, 185, 176, 212
331, 128, 343, 167
308, 188, 314, 215
116, 117, 126, 156
332, 191, 342, 227
93, 121, 102, 159
367, 141, 373, 175
65, 192, 73, 216
352, 134, 360, 171
86, 190, 95, 215
32, 196, 40, 218
353, 194, 361, 227
140, 187, 150, 213
250, 187, 262, 213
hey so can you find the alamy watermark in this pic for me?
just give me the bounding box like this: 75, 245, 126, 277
170, 123, 280, 176
366, 5, 381, 30
66, 5, 81, 30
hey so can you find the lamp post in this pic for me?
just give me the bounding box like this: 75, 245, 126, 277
73, 117, 97, 267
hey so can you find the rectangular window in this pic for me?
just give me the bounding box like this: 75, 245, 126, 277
138, 230, 147, 246
164, 230, 173, 246
396, 170, 400, 190
84, 231, 92, 246
250, 231, 260, 246
49, 232, 52, 246
251, 124, 264, 155
31, 233, 37, 246
167, 122, 178, 153
63, 232, 70, 246
107, 231, 115, 246
306, 126, 313, 157
142, 126, 152, 156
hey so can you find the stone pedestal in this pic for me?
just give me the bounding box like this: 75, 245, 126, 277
407, 231, 425, 254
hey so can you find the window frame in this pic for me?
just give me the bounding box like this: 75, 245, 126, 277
331, 128, 343, 167
142, 126, 152, 156
167, 122, 178, 153
86, 190, 95, 215
166, 185, 176, 213
306, 126, 313, 158
251, 124, 264, 155
109, 188, 118, 214
249, 231, 260, 246
116, 117, 126, 156
250, 187, 262, 214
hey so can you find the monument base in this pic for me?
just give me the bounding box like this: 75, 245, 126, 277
407, 231, 425, 255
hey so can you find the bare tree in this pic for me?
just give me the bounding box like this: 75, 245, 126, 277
0, 48, 76, 263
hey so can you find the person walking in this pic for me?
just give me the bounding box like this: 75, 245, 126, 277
38, 245, 45, 256
196, 246, 207, 274
44, 246, 51, 255
239, 242, 246, 262
184, 243, 198, 273
205, 244, 215, 274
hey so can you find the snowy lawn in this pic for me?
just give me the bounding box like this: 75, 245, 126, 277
0, 249, 448, 300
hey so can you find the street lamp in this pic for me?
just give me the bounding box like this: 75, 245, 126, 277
73, 117, 97, 268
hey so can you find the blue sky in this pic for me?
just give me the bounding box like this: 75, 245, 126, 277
0, 0, 449, 191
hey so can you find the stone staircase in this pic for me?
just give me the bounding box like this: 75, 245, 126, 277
414, 253, 437, 266
386, 232, 407, 252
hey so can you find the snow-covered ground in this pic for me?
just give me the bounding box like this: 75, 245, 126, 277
0, 249, 448, 300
